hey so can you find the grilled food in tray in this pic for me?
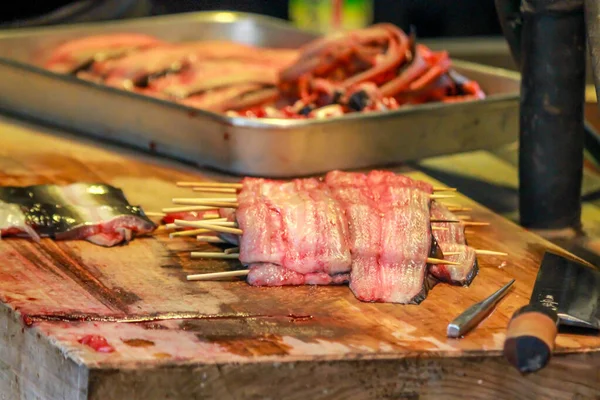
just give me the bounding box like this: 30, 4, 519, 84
40, 24, 486, 119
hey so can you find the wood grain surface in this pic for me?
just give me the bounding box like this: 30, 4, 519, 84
0, 115, 598, 400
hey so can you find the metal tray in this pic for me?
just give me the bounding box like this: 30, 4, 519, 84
0, 11, 521, 177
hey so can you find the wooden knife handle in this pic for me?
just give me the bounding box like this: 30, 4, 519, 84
503, 304, 559, 374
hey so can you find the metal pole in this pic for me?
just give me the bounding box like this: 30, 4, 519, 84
519, 0, 586, 230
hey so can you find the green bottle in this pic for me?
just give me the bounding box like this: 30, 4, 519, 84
289, 0, 373, 34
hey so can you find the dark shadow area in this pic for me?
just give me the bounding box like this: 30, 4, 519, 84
415, 164, 519, 214
0, 0, 503, 38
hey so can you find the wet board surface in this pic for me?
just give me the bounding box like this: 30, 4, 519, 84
0, 115, 598, 400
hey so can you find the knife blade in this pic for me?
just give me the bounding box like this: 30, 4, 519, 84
503, 251, 600, 374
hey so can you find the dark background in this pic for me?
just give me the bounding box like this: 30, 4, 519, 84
0, 0, 502, 37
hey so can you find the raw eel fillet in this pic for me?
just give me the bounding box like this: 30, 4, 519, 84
25, 204, 156, 247
94, 40, 288, 89
234, 177, 352, 286
179, 84, 278, 113
429, 201, 478, 285
247, 264, 349, 287
44, 33, 163, 74
0, 183, 156, 247
325, 170, 434, 304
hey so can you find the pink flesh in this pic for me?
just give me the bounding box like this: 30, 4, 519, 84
325, 170, 432, 303
96, 44, 190, 87
149, 61, 279, 99
44, 33, 163, 72
95, 41, 297, 89
247, 264, 350, 286
430, 202, 478, 285
179, 84, 274, 112
53, 210, 156, 247
430, 243, 477, 285
236, 177, 351, 277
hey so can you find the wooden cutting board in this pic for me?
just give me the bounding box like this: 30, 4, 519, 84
0, 116, 599, 400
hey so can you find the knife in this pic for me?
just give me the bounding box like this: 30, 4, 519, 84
447, 279, 515, 338
503, 251, 600, 374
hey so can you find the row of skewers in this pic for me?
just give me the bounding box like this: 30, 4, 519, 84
147, 171, 508, 304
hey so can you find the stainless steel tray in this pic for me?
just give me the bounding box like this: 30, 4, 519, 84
0, 11, 521, 177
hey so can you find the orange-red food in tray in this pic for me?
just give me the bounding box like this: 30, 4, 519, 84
42, 25, 485, 119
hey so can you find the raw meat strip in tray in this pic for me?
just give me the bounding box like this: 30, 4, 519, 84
44, 33, 163, 74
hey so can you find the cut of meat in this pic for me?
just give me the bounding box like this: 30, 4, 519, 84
429, 202, 478, 285
430, 243, 477, 285
44, 33, 164, 74
430, 201, 465, 243
325, 170, 434, 304
247, 264, 349, 286
235, 177, 352, 279
0, 183, 156, 247
92, 41, 297, 90
181, 170, 479, 299
149, 58, 290, 100
179, 84, 278, 113
94, 43, 193, 88
25, 204, 156, 247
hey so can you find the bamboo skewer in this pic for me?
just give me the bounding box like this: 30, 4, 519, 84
473, 249, 508, 256
446, 207, 472, 212
200, 212, 221, 219
174, 219, 243, 235
197, 236, 227, 243
162, 205, 219, 213
145, 211, 166, 217
189, 252, 460, 266
462, 222, 490, 227
431, 219, 489, 226
201, 217, 227, 223
432, 187, 457, 192
177, 182, 243, 189
175, 219, 237, 228
188, 270, 249, 281
170, 229, 212, 238
192, 187, 238, 194
430, 194, 455, 200
225, 247, 240, 254
186, 256, 461, 281
198, 221, 237, 227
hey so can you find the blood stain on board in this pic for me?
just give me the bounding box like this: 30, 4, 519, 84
78, 335, 115, 353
